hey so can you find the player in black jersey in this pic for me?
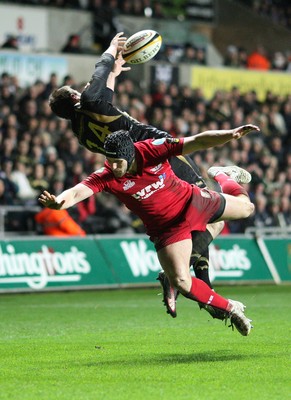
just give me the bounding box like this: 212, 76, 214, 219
49, 32, 226, 320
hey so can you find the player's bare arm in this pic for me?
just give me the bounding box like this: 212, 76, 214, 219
182, 124, 260, 154
105, 32, 128, 58
107, 53, 131, 90
38, 184, 93, 210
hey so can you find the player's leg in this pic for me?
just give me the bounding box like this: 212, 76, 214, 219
158, 162, 253, 318
207, 166, 255, 220
157, 225, 216, 318
157, 219, 224, 318
190, 221, 224, 288
157, 239, 253, 336
190, 222, 230, 321
158, 154, 213, 317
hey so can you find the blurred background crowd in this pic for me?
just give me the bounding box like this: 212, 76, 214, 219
1, 70, 290, 235
0, 0, 290, 236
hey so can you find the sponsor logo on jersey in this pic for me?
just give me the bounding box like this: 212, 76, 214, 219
123, 180, 135, 191
95, 167, 105, 174
132, 174, 166, 200
166, 138, 180, 143
150, 163, 163, 173
152, 138, 166, 145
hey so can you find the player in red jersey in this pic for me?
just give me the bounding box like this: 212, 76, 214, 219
39, 123, 259, 336
48, 32, 225, 319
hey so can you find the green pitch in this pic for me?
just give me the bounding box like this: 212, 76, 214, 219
0, 285, 289, 400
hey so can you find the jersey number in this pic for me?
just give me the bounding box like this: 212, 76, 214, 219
86, 122, 111, 152
88, 121, 111, 143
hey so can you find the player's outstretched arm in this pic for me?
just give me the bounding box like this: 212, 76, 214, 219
104, 32, 127, 58
107, 53, 131, 91
38, 184, 93, 210
82, 33, 128, 99
182, 124, 260, 154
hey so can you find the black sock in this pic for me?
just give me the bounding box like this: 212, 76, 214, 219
191, 230, 213, 255
193, 248, 213, 289
190, 230, 213, 289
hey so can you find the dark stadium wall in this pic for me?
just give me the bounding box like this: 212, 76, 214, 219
212, 0, 291, 55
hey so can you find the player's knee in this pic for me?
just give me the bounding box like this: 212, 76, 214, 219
242, 201, 255, 218
207, 220, 224, 239
171, 274, 191, 294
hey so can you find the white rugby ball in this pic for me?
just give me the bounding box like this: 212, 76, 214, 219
123, 30, 162, 64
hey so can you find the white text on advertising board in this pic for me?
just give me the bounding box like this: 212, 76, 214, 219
120, 240, 161, 276
209, 243, 251, 281
0, 244, 91, 289
120, 240, 251, 280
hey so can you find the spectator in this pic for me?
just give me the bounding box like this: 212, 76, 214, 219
251, 194, 271, 228
35, 206, 86, 236
0, 84, 15, 111
43, 73, 59, 99
1, 35, 18, 50
238, 47, 248, 68
30, 163, 50, 192
247, 45, 271, 70
10, 161, 37, 203
0, 161, 18, 204
271, 51, 287, 70
224, 45, 239, 67
280, 196, 291, 226
61, 34, 83, 54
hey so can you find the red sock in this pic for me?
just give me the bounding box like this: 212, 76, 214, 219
185, 277, 231, 311
214, 173, 249, 198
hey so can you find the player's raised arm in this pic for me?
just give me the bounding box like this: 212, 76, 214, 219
182, 124, 260, 154
107, 53, 131, 91
104, 32, 128, 58
38, 184, 93, 210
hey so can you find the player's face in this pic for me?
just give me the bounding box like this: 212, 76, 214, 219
66, 87, 81, 102
107, 158, 128, 178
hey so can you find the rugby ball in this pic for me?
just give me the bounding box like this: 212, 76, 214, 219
123, 30, 162, 64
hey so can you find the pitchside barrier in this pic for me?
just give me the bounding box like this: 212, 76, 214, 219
0, 233, 290, 293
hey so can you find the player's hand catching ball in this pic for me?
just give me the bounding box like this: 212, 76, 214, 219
110, 32, 128, 53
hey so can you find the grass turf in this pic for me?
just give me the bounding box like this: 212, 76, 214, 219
0, 285, 289, 400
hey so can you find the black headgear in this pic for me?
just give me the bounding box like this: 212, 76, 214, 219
104, 130, 135, 168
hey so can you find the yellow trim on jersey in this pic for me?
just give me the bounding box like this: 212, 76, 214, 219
176, 155, 195, 170
76, 109, 122, 123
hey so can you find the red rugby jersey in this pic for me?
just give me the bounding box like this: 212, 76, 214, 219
81, 138, 193, 236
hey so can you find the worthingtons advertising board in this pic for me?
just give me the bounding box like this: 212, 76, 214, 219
0, 238, 115, 292
0, 235, 290, 293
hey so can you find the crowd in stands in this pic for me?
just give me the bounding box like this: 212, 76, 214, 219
0, 0, 290, 235
235, 0, 291, 31
0, 67, 290, 235
223, 44, 291, 72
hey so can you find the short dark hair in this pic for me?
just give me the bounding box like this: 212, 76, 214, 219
48, 86, 74, 119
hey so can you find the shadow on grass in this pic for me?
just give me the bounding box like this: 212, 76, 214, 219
85, 350, 254, 367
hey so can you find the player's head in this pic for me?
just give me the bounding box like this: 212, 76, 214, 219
49, 86, 80, 119
104, 130, 135, 177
